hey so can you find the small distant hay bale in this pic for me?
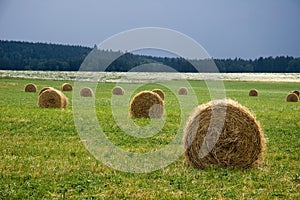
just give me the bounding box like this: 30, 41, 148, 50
80, 87, 94, 97
286, 93, 299, 102
24, 83, 37, 92
249, 89, 258, 96
38, 88, 68, 108
39, 87, 55, 95
112, 86, 125, 95
178, 87, 188, 95
61, 83, 73, 91
183, 99, 266, 169
291, 90, 300, 97
152, 89, 165, 100
130, 91, 164, 118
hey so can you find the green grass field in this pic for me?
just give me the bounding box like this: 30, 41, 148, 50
0, 77, 299, 199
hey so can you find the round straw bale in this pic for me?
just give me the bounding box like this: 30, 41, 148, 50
24, 83, 37, 92
291, 90, 300, 97
39, 87, 55, 95
80, 87, 94, 97
249, 89, 258, 96
38, 88, 68, 108
178, 87, 188, 95
61, 83, 73, 91
112, 86, 125, 95
130, 91, 164, 118
152, 89, 165, 100
183, 99, 265, 169
286, 93, 299, 102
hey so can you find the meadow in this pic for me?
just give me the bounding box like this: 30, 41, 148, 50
0, 77, 299, 199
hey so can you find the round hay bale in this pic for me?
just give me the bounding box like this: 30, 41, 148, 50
24, 83, 37, 92
183, 99, 266, 169
112, 86, 125, 95
80, 87, 94, 97
130, 91, 164, 118
61, 83, 73, 91
286, 93, 299, 102
38, 88, 68, 108
249, 89, 258, 96
178, 87, 188, 95
39, 87, 55, 95
152, 89, 165, 100
291, 90, 300, 97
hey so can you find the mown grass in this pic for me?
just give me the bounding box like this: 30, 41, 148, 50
0, 77, 299, 199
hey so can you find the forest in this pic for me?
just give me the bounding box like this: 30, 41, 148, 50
0, 40, 299, 72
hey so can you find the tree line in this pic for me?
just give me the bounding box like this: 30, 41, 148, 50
0, 40, 299, 72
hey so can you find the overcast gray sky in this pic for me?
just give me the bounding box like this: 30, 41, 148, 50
0, 0, 299, 59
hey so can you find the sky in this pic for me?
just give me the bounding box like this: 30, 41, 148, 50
0, 0, 299, 59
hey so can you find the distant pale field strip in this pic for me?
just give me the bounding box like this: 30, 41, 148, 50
0, 70, 299, 82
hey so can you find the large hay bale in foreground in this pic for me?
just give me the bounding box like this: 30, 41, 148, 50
130, 91, 164, 118
39, 87, 55, 95
38, 88, 68, 108
249, 89, 258, 96
178, 87, 188, 95
291, 90, 300, 97
183, 99, 266, 169
24, 83, 37, 92
286, 93, 299, 102
152, 89, 165, 100
112, 86, 125, 95
80, 87, 94, 97
61, 83, 73, 91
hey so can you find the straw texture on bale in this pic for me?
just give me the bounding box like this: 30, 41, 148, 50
130, 91, 164, 118
39, 87, 55, 95
286, 93, 299, 102
183, 99, 266, 169
178, 87, 188, 95
24, 83, 37, 92
38, 88, 68, 108
112, 86, 125, 95
80, 87, 94, 97
152, 89, 165, 100
61, 83, 73, 91
291, 90, 300, 97
249, 89, 258, 96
